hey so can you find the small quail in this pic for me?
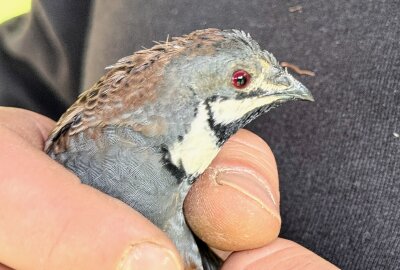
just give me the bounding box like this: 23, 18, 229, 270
45, 28, 313, 270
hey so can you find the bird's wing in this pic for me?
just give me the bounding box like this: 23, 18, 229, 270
44, 51, 162, 154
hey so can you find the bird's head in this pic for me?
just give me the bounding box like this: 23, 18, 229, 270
155, 29, 314, 177
162, 29, 313, 142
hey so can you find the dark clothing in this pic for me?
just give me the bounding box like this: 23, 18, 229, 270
1, 1, 399, 269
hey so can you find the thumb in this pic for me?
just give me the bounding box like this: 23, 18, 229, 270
184, 129, 281, 251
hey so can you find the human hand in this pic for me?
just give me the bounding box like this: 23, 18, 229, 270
0, 107, 338, 270
185, 129, 339, 270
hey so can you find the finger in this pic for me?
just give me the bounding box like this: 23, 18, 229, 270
0, 108, 182, 270
0, 107, 55, 149
221, 238, 339, 270
184, 129, 281, 251
0, 263, 13, 270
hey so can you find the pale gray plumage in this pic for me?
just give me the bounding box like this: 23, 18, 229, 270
46, 29, 313, 270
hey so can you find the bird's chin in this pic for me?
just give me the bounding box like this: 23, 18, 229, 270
221, 104, 275, 141
241, 103, 276, 126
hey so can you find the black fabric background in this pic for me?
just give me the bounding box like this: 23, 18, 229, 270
1, 1, 399, 269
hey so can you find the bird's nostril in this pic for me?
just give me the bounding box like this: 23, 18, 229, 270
273, 74, 291, 86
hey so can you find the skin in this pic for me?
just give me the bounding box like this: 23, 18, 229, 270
0, 107, 339, 270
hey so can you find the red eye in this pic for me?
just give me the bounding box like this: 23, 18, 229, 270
232, 70, 251, 89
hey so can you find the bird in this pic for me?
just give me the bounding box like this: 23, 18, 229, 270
45, 28, 313, 270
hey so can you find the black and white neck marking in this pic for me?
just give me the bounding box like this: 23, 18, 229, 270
162, 93, 281, 182
168, 102, 221, 179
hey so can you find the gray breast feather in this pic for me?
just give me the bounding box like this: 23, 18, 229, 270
49, 126, 181, 227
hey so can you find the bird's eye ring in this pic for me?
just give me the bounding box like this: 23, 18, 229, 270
232, 70, 251, 89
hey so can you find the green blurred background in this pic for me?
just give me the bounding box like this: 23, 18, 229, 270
0, 0, 31, 24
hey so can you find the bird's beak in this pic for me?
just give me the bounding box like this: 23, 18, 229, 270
262, 72, 314, 102
284, 74, 314, 102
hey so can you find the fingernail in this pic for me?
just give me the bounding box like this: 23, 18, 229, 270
216, 170, 280, 218
119, 242, 181, 270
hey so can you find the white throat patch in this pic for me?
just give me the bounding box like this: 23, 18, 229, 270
210, 95, 282, 125
169, 103, 220, 176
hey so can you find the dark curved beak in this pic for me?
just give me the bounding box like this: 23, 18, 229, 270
286, 76, 314, 102
264, 72, 314, 102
